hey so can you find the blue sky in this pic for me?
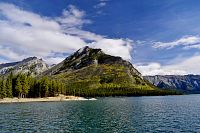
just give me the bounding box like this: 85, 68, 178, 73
0, 0, 200, 75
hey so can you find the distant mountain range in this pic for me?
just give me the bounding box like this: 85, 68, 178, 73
0, 57, 48, 76
144, 75, 200, 93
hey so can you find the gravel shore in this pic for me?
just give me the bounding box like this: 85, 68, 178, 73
0, 96, 96, 103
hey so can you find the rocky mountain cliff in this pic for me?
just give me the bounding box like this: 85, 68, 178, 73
42, 46, 161, 96
43, 46, 142, 77
0, 57, 48, 76
144, 75, 200, 93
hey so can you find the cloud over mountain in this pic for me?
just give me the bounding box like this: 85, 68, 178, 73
136, 54, 200, 75
0, 3, 133, 64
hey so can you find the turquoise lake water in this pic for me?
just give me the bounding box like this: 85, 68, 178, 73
0, 95, 200, 133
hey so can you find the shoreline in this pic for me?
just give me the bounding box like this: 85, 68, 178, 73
0, 96, 97, 103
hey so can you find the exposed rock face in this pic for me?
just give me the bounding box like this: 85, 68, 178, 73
43, 46, 155, 93
144, 75, 200, 93
0, 57, 48, 76
44, 46, 142, 77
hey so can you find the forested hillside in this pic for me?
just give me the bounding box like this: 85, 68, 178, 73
0, 73, 179, 98
0, 73, 65, 98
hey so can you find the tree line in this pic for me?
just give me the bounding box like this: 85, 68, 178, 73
0, 73, 181, 99
0, 73, 65, 98
65, 81, 182, 97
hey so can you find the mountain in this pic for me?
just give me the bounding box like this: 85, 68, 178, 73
0, 57, 48, 76
0, 47, 178, 97
43, 46, 142, 77
144, 75, 200, 93
42, 46, 177, 96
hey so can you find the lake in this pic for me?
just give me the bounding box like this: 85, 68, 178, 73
0, 95, 200, 133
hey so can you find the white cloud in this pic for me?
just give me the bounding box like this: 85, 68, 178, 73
0, 19, 86, 58
0, 3, 133, 64
0, 59, 9, 64
94, 2, 107, 8
136, 55, 200, 76
184, 44, 200, 49
153, 36, 200, 49
91, 38, 133, 60
62, 27, 104, 41
0, 45, 26, 61
44, 57, 65, 65
0, 3, 60, 31
94, 0, 108, 9
136, 63, 186, 76
144, 35, 200, 75
56, 5, 91, 29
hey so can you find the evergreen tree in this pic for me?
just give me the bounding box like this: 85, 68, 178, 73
21, 75, 30, 98
48, 80, 54, 97
28, 78, 36, 98
15, 76, 22, 98
0, 81, 1, 98
52, 80, 57, 96
60, 83, 65, 95
40, 77, 49, 97
6, 78, 13, 98
56, 81, 61, 95
0, 79, 7, 98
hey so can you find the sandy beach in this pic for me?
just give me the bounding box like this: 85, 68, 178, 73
0, 95, 96, 103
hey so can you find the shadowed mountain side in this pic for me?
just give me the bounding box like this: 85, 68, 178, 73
145, 75, 200, 93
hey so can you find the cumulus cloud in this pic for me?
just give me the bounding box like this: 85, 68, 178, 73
91, 38, 133, 60
0, 3, 60, 31
94, 2, 107, 9
0, 45, 26, 61
56, 5, 91, 29
153, 36, 200, 49
0, 3, 133, 64
44, 57, 65, 65
136, 55, 200, 75
136, 63, 186, 76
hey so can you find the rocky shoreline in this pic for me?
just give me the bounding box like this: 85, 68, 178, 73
0, 96, 97, 103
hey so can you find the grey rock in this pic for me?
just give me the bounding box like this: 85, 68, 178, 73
0, 57, 48, 76
144, 75, 200, 93
43, 46, 142, 77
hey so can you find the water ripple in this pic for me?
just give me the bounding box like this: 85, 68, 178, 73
1, 95, 200, 132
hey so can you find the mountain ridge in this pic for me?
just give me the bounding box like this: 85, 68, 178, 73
40, 46, 166, 96
144, 75, 200, 93
0, 57, 48, 76
43, 46, 142, 77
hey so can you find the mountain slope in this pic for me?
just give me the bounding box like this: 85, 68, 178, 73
43, 46, 141, 76
0, 57, 48, 76
144, 75, 200, 93
43, 46, 177, 96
